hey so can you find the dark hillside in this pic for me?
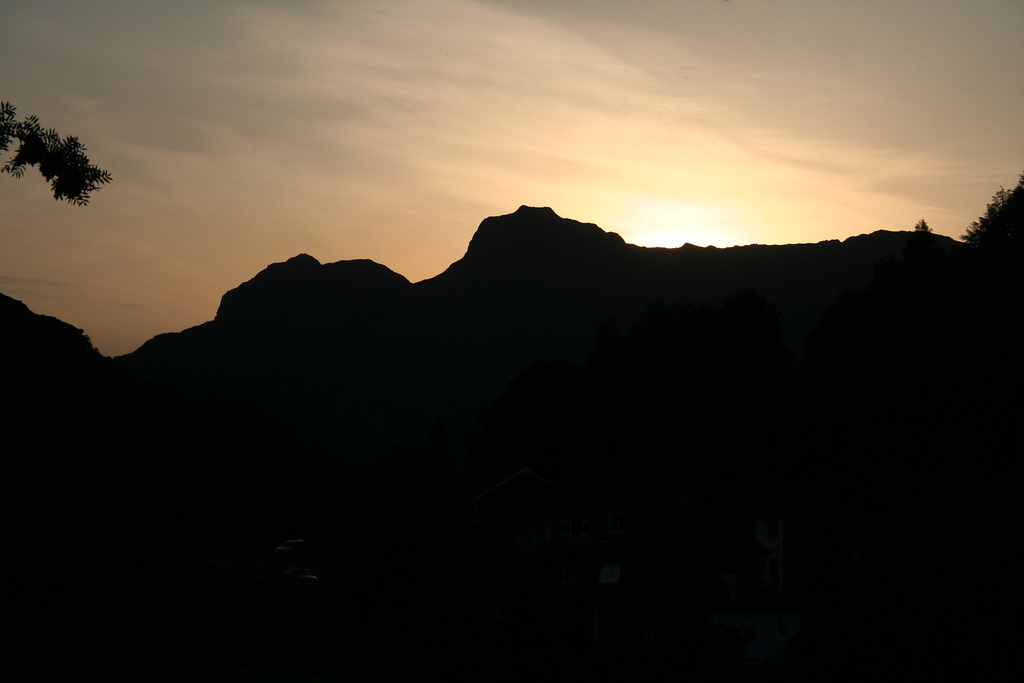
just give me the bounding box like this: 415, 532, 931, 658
0, 292, 328, 559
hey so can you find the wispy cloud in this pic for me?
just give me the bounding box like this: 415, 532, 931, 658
0, 275, 83, 304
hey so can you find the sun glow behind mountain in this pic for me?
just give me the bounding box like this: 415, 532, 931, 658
605, 197, 750, 249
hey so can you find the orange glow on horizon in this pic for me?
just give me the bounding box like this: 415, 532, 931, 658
606, 196, 752, 249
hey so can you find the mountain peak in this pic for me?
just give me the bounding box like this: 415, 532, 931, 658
513, 205, 561, 219
215, 255, 410, 324
445, 206, 625, 280
285, 253, 321, 267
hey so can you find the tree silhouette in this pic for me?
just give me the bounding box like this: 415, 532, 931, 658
1, 101, 112, 205
962, 171, 1024, 259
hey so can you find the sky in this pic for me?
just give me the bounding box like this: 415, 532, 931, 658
2, 0, 1022, 356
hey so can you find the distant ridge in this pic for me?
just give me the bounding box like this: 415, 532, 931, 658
216, 254, 411, 325
118, 207, 956, 457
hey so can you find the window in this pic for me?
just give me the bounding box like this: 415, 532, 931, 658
607, 514, 628, 534
562, 514, 590, 537
561, 559, 579, 585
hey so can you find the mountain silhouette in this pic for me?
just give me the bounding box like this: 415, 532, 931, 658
216, 253, 412, 325
117, 206, 955, 458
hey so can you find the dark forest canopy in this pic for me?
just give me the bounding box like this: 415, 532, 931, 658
468, 290, 797, 487
1, 101, 112, 205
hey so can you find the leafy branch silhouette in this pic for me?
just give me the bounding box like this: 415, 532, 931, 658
1, 101, 112, 206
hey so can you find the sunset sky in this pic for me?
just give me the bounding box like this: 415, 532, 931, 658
2, 0, 1022, 356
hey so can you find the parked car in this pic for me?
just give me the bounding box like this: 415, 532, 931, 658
274, 539, 308, 556
283, 567, 318, 584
